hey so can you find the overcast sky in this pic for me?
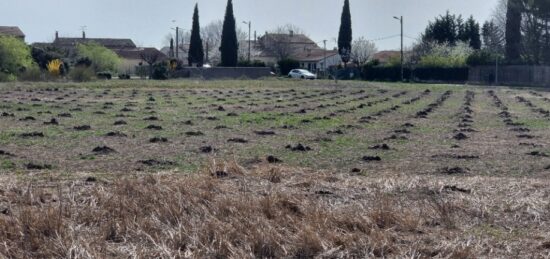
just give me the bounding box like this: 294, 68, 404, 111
1, 0, 499, 50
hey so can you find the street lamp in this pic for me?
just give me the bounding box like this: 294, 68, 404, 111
242, 21, 251, 63
393, 16, 404, 82
171, 20, 183, 61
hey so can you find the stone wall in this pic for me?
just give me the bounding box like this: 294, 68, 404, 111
171, 67, 273, 80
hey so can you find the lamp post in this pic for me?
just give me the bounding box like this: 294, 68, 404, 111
242, 21, 251, 63
393, 16, 404, 82
171, 20, 181, 61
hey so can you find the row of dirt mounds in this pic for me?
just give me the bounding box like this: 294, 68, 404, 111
415, 91, 452, 118
488, 90, 548, 165
516, 96, 550, 119
453, 91, 477, 141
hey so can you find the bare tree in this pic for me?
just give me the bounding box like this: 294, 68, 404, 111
351, 37, 377, 65
200, 20, 248, 65
263, 24, 308, 60
140, 48, 160, 79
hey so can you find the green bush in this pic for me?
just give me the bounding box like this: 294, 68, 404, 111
69, 67, 95, 82
19, 65, 43, 81
76, 42, 120, 73
96, 71, 112, 80
118, 74, 131, 80
466, 50, 500, 66
278, 59, 300, 75
0, 36, 34, 81
152, 63, 168, 80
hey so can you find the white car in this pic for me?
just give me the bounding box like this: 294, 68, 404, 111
288, 69, 317, 80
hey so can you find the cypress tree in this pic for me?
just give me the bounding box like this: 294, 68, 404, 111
338, 0, 352, 64
219, 0, 238, 67
188, 4, 204, 67
505, 0, 522, 62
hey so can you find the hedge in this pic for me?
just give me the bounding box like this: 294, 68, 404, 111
361, 66, 469, 82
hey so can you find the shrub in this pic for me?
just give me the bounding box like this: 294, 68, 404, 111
0, 36, 34, 80
76, 42, 120, 73
278, 59, 300, 75
18, 65, 43, 81
151, 63, 168, 80
46, 59, 62, 77
30, 46, 63, 70
361, 66, 411, 81
75, 57, 92, 68
118, 74, 131, 80
96, 71, 112, 80
69, 67, 94, 82
466, 50, 500, 66
413, 67, 469, 82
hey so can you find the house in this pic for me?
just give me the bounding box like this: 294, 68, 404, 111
33, 32, 167, 75
49, 31, 137, 58
0, 26, 25, 41
115, 48, 169, 74
372, 51, 401, 65
255, 31, 341, 72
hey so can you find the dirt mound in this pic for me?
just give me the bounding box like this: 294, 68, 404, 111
113, 120, 127, 125
138, 159, 175, 167
199, 146, 214, 153
44, 118, 59, 125
186, 131, 204, 136
453, 133, 468, 140
105, 131, 127, 137
369, 144, 391, 150
286, 144, 312, 152
19, 132, 44, 138
0, 150, 15, 157
228, 138, 248, 143
143, 116, 159, 121
92, 146, 117, 155
255, 130, 276, 136
19, 116, 36, 121
438, 167, 469, 175
266, 155, 282, 164
149, 137, 168, 143
362, 156, 382, 162
25, 163, 53, 170
74, 125, 91, 131
145, 125, 163, 130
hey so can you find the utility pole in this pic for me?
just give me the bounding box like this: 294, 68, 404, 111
394, 16, 404, 82
243, 21, 251, 62
495, 55, 499, 85
175, 27, 179, 61
323, 40, 327, 77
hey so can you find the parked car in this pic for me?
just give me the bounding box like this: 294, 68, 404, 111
288, 69, 317, 80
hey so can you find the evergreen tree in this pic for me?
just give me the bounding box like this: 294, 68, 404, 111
461, 16, 482, 49
338, 0, 352, 64
423, 11, 460, 45
219, 0, 238, 67
188, 4, 204, 67
505, 0, 523, 62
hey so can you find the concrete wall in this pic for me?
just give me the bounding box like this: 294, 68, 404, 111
171, 67, 273, 80
469, 66, 550, 87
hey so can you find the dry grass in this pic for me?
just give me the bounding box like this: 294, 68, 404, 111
1, 162, 549, 258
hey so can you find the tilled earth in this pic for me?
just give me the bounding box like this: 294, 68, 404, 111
0, 81, 549, 177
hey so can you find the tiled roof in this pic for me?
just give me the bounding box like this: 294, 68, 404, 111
292, 49, 339, 62
53, 37, 136, 49
372, 51, 401, 63
0, 26, 25, 38
115, 48, 168, 61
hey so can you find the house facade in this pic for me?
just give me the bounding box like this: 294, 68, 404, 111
254, 31, 341, 72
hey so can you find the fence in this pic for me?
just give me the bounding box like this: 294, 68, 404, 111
469, 65, 550, 87
170, 67, 272, 80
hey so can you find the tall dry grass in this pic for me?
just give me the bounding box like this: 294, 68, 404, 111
0, 161, 549, 258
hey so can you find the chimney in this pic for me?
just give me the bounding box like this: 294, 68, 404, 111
82, 31, 86, 39
55, 31, 59, 40
289, 30, 294, 37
